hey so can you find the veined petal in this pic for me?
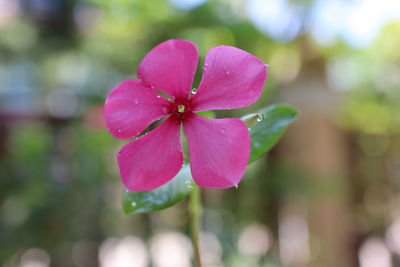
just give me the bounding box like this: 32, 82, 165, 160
118, 117, 183, 191
183, 114, 250, 188
105, 79, 171, 139
190, 46, 267, 111
137, 39, 198, 100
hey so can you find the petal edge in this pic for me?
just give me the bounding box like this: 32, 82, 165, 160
118, 117, 183, 191
104, 79, 171, 139
191, 46, 267, 111
183, 114, 250, 188
137, 39, 198, 100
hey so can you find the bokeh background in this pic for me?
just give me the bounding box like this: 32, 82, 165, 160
1, 0, 400, 266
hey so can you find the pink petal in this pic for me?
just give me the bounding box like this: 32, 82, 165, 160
137, 39, 198, 100
183, 114, 250, 188
190, 46, 267, 112
118, 117, 183, 191
105, 79, 171, 139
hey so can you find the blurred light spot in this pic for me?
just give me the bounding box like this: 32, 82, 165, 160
199, 232, 223, 265
326, 57, 362, 92
269, 48, 301, 83
364, 186, 391, 215
72, 240, 98, 267
150, 232, 192, 267
84, 105, 107, 130
57, 54, 90, 87
386, 218, 400, 255
169, 0, 208, 10
27, 0, 63, 19
310, 0, 346, 46
213, 0, 247, 22
358, 237, 392, 267
0, 0, 20, 25
312, 0, 400, 48
46, 89, 80, 118
73, 2, 103, 34
1, 197, 30, 226
238, 223, 272, 256
20, 248, 50, 267
359, 134, 389, 157
50, 156, 70, 183
247, 0, 302, 42
202, 209, 223, 235
99, 236, 148, 267
279, 214, 309, 265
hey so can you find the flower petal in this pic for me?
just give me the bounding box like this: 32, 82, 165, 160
105, 79, 171, 139
183, 114, 250, 188
137, 39, 198, 100
190, 46, 267, 111
118, 117, 183, 191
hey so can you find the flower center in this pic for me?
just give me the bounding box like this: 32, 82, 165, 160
177, 104, 185, 113
170, 100, 192, 122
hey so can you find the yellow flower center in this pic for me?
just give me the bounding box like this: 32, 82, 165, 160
177, 105, 185, 113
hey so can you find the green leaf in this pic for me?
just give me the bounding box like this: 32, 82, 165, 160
122, 104, 297, 215
122, 164, 194, 215
248, 104, 298, 163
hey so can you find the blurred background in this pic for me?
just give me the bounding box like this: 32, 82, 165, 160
0, 0, 400, 266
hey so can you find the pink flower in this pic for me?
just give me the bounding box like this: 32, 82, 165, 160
105, 40, 267, 191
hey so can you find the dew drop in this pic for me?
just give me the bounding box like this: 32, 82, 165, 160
162, 107, 168, 113
157, 95, 161, 99
257, 117, 262, 122
248, 128, 251, 131
221, 129, 225, 134
224, 66, 230, 75
134, 99, 139, 104
131, 202, 137, 207
117, 128, 122, 133
254, 141, 261, 148
185, 180, 193, 190
191, 88, 197, 94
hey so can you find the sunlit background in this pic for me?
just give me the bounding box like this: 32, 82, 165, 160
1, 0, 400, 266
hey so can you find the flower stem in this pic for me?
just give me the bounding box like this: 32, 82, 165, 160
189, 184, 202, 267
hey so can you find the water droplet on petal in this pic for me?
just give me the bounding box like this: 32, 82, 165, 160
257, 117, 262, 122
117, 128, 122, 133
134, 99, 139, 104
131, 202, 137, 207
157, 95, 161, 99
223, 66, 231, 75
191, 88, 197, 95
162, 107, 168, 113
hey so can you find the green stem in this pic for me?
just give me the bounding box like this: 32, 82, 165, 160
189, 184, 202, 267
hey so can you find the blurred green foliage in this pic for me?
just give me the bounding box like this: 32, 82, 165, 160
0, 0, 400, 266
